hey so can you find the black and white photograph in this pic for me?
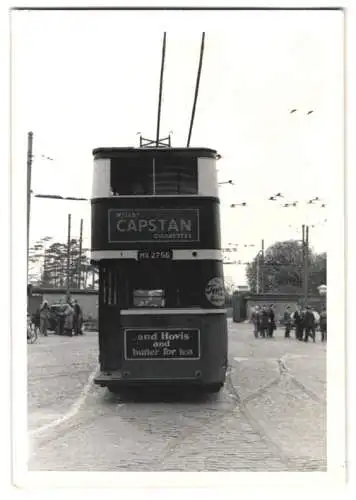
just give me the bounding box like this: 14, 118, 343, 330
8, 4, 346, 489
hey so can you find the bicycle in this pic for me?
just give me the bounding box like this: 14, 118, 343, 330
27, 317, 39, 344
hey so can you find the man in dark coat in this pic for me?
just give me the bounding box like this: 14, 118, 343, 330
260, 307, 269, 338
293, 308, 303, 341
303, 306, 316, 342
284, 306, 292, 338
267, 304, 276, 338
320, 307, 327, 342
73, 300, 83, 336
251, 306, 261, 338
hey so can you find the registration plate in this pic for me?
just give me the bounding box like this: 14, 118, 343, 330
138, 250, 173, 260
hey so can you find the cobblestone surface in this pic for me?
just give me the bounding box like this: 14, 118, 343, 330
27, 321, 326, 471
27, 333, 98, 429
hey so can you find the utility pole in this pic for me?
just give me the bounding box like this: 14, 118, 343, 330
66, 214, 71, 301
302, 224, 309, 306
77, 218, 83, 289
261, 239, 265, 293
256, 239, 265, 294
27, 131, 33, 283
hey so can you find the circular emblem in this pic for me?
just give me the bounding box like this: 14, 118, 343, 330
205, 277, 225, 307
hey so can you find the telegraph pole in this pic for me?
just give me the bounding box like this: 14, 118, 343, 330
66, 214, 71, 300
256, 239, 265, 294
261, 239, 265, 293
302, 224, 309, 306
77, 218, 83, 289
27, 131, 33, 281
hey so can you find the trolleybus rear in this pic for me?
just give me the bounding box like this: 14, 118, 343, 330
91, 147, 228, 392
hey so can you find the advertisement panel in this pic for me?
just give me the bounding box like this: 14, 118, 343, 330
124, 328, 200, 360
108, 208, 200, 243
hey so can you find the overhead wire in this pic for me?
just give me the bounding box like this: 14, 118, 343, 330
187, 32, 206, 148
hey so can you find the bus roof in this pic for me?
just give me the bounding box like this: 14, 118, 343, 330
92, 147, 217, 160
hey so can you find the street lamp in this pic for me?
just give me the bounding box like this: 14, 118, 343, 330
318, 284, 327, 310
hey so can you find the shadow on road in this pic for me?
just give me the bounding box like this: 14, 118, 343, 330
100, 385, 220, 405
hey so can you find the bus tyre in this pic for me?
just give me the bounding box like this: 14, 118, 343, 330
203, 383, 223, 393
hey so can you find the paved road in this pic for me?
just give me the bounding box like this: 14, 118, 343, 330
27, 321, 326, 471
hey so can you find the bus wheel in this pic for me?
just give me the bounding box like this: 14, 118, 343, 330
203, 383, 223, 393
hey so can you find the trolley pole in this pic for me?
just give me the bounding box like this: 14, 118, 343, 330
77, 218, 83, 289
156, 32, 167, 147
66, 213, 71, 301
27, 131, 33, 282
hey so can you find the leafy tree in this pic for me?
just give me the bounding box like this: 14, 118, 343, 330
308, 252, 326, 294
246, 240, 326, 294
28, 237, 99, 290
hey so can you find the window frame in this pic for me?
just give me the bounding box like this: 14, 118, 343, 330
110, 156, 198, 196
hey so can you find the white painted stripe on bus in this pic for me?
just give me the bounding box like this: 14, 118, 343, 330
120, 308, 227, 315
173, 249, 222, 260
91, 249, 223, 260
91, 250, 137, 260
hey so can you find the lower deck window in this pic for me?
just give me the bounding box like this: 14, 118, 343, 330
133, 289, 165, 308
99, 260, 223, 309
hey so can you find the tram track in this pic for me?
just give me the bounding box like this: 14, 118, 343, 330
28, 344, 326, 471
224, 355, 326, 470
28, 368, 95, 381
152, 362, 292, 469
225, 364, 294, 469
288, 375, 324, 403
279, 354, 325, 403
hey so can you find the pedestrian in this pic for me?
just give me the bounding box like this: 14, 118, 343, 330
63, 302, 75, 337
33, 306, 41, 332
320, 306, 327, 342
293, 307, 303, 341
39, 300, 50, 336
73, 300, 83, 336
251, 306, 258, 337
267, 304, 276, 338
260, 306, 269, 338
303, 306, 316, 342
284, 306, 292, 338
312, 308, 320, 331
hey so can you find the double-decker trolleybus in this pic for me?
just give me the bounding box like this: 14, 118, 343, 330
91, 146, 228, 393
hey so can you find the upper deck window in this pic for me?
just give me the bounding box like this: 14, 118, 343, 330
110, 158, 153, 195
154, 157, 198, 194
110, 156, 197, 195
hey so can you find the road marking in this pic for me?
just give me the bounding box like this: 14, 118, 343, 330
29, 364, 99, 438
233, 357, 279, 363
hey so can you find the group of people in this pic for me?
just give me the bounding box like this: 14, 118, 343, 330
251, 304, 327, 343
31, 299, 84, 337
283, 305, 327, 343
251, 304, 277, 338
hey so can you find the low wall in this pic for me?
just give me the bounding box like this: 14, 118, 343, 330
29, 288, 99, 321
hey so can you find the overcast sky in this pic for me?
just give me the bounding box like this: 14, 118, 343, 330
11, 9, 343, 285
